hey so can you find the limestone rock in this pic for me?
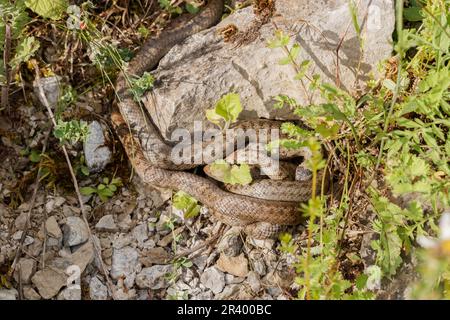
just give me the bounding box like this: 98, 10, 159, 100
139, 247, 171, 267
45, 216, 62, 239
13, 258, 36, 284
217, 227, 243, 257
89, 276, 108, 300
143, 0, 394, 142
31, 268, 67, 299
33, 76, 62, 108
23, 286, 41, 300
57, 287, 81, 300
136, 265, 173, 290
83, 121, 112, 173
95, 214, 118, 232
110, 246, 140, 288
200, 267, 225, 294
63, 216, 89, 247
216, 253, 249, 277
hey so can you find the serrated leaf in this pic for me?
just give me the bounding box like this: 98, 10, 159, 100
173, 191, 200, 219
208, 160, 252, 185
229, 163, 252, 185
25, 0, 69, 20
10, 36, 40, 69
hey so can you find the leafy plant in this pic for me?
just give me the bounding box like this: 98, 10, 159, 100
266, 0, 450, 300
80, 177, 122, 202
207, 160, 252, 185
158, 0, 182, 15
128, 72, 155, 101
206, 93, 243, 129
172, 191, 201, 219
25, 0, 69, 20
9, 36, 40, 70
53, 119, 89, 144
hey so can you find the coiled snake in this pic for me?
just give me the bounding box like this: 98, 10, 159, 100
111, 0, 327, 239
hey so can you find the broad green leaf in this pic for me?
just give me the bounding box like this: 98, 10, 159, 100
173, 191, 201, 219
214, 93, 242, 123
29, 150, 41, 163
80, 186, 97, 195
208, 160, 252, 185
205, 108, 223, 126
185, 2, 200, 14
10, 36, 40, 69
229, 163, 252, 185
25, 0, 69, 20
404, 6, 424, 22
97, 184, 106, 190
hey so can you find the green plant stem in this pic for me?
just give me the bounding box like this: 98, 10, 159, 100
372, 0, 404, 182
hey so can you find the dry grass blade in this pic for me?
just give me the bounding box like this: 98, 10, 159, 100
32, 62, 117, 300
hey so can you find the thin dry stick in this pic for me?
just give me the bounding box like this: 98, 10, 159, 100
167, 226, 224, 263
9, 128, 52, 277
1, 22, 11, 111
33, 63, 117, 300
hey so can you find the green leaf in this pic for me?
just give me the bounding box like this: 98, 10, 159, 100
214, 93, 243, 123
98, 187, 113, 198
129, 72, 155, 101
208, 160, 252, 185
205, 108, 223, 126
97, 184, 106, 190
267, 30, 290, 48
10, 36, 40, 69
80, 166, 90, 176
229, 163, 252, 185
185, 2, 200, 14
278, 56, 291, 65
404, 6, 424, 22
29, 150, 41, 163
25, 0, 69, 20
111, 178, 122, 186
173, 191, 201, 219
80, 186, 97, 196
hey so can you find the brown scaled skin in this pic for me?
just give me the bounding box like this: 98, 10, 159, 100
111, 0, 312, 238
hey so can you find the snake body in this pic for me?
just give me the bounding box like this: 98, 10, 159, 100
111, 0, 325, 238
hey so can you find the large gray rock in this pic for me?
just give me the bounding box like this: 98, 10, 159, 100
136, 264, 173, 290
200, 267, 225, 294
13, 258, 36, 284
110, 246, 140, 288
31, 268, 67, 299
83, 121, 112, 173
63, 216, 89, 247
142, 0, 394, 140
89, 276, 108, 300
